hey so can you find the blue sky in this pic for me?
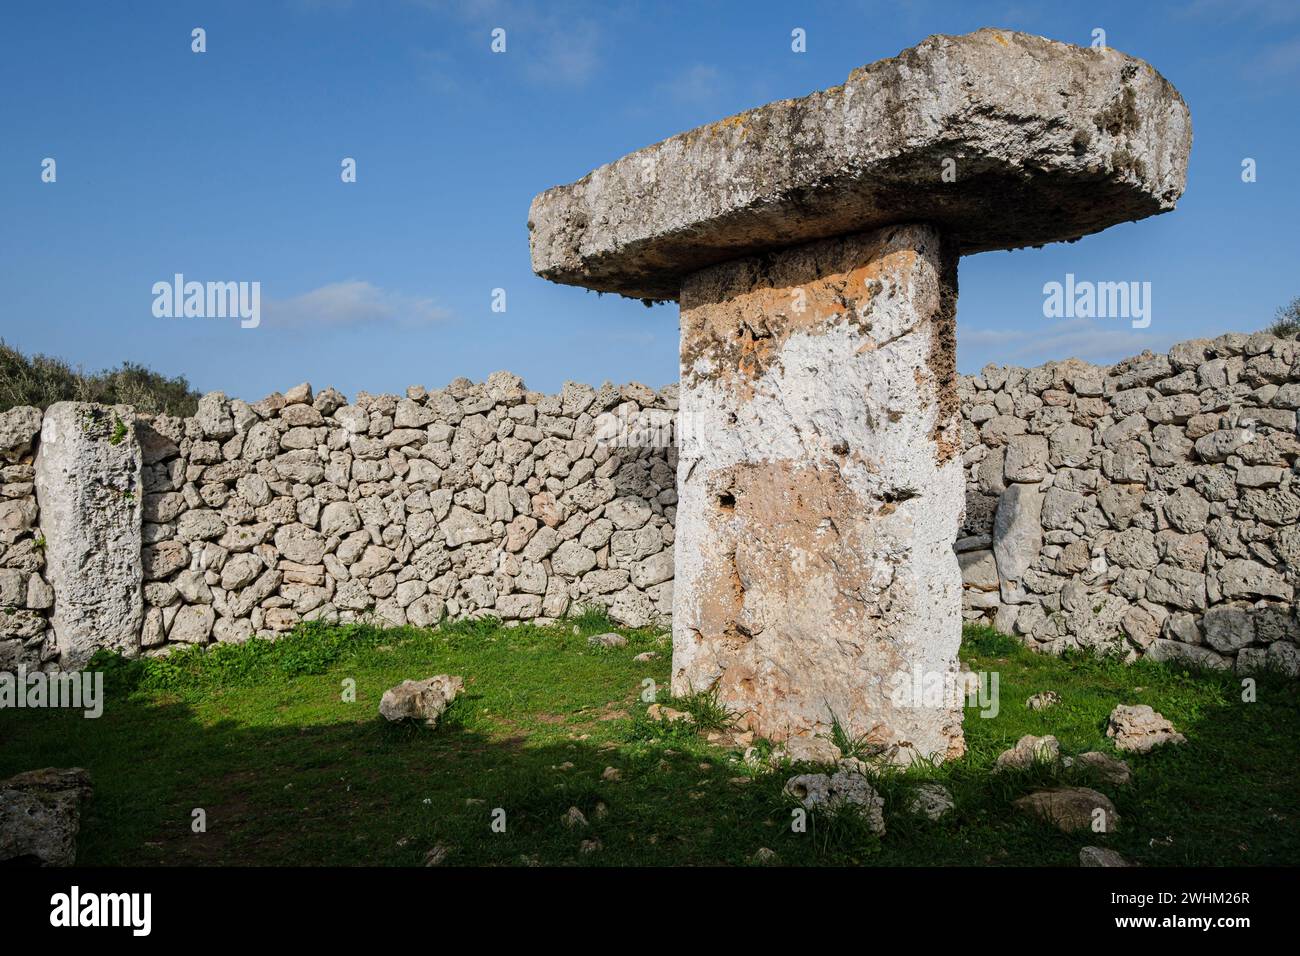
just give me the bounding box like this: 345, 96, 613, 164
2, 0, 1298, 402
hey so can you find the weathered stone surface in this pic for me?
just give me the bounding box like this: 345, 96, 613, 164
0, 767, 92, 866
378, 674, 464, 728
1075, 750, 1132, 787
35, 404, 144, 667
994, 734, 1061, 771
1025, 691, 1060, 711
0, 406, 43, 464
1014, 787, 1120, 833
672, 225, 965, 760
1106, 703, 1186, 753
784, 769, 885, 834
1079, 846, 1131, 867
908, 782, 955, 820
993, 483, 1043, 595
529, 29, 1190, 301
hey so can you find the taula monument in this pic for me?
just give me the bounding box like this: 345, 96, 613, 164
529, 29, 1192, 760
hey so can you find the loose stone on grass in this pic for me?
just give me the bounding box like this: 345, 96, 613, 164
378, 674, 464, 728
1106, 704, 1187, 753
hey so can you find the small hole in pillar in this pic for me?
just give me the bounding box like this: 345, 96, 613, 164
718, 492, 736, 511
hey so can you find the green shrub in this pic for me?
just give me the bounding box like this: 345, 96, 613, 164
1267, 297, 1300, 339
0, 339, 199, 415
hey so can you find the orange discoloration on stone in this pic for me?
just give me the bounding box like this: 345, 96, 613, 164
679, 231, 928, 403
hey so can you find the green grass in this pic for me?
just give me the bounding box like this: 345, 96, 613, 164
2, 617, 1296, 866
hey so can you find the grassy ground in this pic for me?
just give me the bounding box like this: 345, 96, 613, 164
2, 615, 1296, 866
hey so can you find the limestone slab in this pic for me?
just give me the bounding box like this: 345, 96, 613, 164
529, 29, 1191, 300
670, 224, 965, 760
35, 404, 144, 667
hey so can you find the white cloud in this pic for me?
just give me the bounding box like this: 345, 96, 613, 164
265, 281, 450, 327
961, 318, 1176, 367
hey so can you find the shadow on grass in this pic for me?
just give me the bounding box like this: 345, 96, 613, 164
1, 623, 1296, 867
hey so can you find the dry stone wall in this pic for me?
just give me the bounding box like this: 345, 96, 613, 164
0, 407, 52, 669
958, 331, 1300, 676
2, 332, 1298, 678
130, 374, 678, 654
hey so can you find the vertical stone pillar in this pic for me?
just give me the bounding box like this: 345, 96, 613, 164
35, 403, 144, 668
671, 225, 966, 759
528, 29, 1191, 760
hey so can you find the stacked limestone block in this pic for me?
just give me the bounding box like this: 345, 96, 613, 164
957, 332, 1300, 677
0, 407, 55, 671
134, 374, 677, 652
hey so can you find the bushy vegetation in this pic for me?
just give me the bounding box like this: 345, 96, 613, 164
0, 339, 199, 416
1267, 296, 1300, 339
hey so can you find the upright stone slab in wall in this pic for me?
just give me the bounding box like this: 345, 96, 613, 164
673, 225, 965, 756
35, 404, 144, 668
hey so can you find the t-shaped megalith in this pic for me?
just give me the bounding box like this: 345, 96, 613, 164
528, 29, 1191, 761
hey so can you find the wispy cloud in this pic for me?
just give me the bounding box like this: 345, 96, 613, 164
962, 318, 1176, 366
659, 64, 725, 104
412, 0, 603, 88
265, 281, 450, 327
1259, 36, 1300, 76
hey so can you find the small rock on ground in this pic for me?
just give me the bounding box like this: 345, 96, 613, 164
1080, 846, 1132, 867
1026, 691, 1061, 711
909, 782, 955, 820
378, 674, 464, 728
1014, 786, 1120, 834
562, 806, 588, 828
1075, 751, 1132, 786
588, 632, 627, 648
423, 843, 451, 866
784, 770, 885, 835
994, 734, 1061, 772
646, 703, 693, 724
1106, 704, 1186, 753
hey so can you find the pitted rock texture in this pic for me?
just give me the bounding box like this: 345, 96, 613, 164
35, 404, 143, 669
1014, 786, 1120, 833
993, 733, 1062, 772
784, 769, 886, 834
379, 674, 464, 728
529, 28, 1191, 301
672, 225, 965, 760
0, 767, 92, 866
1106, 703, 1186, 753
